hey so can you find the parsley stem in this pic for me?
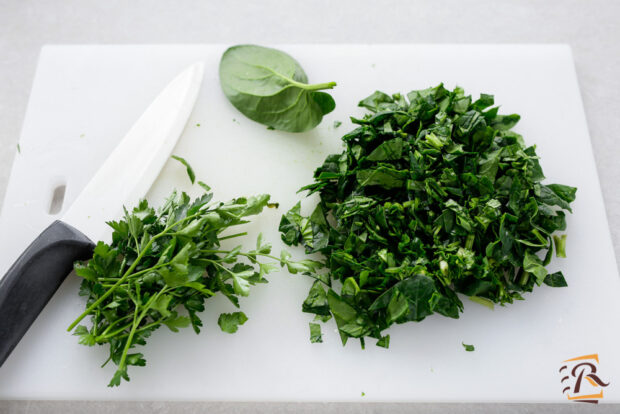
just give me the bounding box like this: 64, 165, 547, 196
67, 236, 159, 332
117, 287, 167, 373
102, 317, 167, 342
97, 313, 134, 339
101, 355, 112, 368
218, 231, 248, 241
204, 259, 236, 276
97, 322, 134, 342
200, 249, 281, 262
67, 212, 203, 332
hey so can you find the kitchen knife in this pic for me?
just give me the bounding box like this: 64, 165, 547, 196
0, 62, 204, 366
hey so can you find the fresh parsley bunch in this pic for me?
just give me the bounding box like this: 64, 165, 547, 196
280, 85, 576, 348
68, 159, 286, 387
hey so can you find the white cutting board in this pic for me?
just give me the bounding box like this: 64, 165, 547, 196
0, 45, 619, 403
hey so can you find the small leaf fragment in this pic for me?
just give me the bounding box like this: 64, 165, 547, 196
309, 322, 323, 343
171, 155, 196, 184
218, 312, 248, 334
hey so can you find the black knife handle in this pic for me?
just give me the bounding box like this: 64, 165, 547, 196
0, 220, 94, 366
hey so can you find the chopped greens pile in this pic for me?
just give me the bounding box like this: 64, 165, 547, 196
68, 159, 289, 387
280, 85, 576, 348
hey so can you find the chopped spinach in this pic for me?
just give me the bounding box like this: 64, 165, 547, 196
462, 342, 475, 352
309, 322, 323, 343
280, 85, 576, 348
219, 45, 337, 132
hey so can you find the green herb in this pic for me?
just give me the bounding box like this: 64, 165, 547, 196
16, 144, 20, 154
333, 121, 342, 129
171, 155, 195, 184
218, 312, 248, 333
280, 85, 576, 348
462, 342, 475, 352
68, 163, 282, 387
219, 44, 337, 132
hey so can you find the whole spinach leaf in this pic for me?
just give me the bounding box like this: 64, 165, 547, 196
219, 45, 337, 132
280, 85, 576, 349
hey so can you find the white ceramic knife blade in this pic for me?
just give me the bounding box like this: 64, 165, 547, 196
63, 62, 204, 241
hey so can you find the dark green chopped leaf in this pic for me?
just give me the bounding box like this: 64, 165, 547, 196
218, 312, 249, 333
523, 251, 548, 285
309, 322, 323, 343
303, 280, 330, 316
462, 342, 475, 352
543, 271, 568, 287
376, 335, 390, 348
333, 120, 342, 128
280, 85, 575, 347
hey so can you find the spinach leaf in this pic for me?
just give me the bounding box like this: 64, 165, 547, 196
219, 45, 337, 132
543, 271, 568, 287
280, 85, 576, 348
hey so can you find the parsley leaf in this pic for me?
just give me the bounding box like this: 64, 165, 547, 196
218, 312, 249, 334
68, 158, 282, 387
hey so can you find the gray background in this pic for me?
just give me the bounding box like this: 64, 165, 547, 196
1, 0, 619, 412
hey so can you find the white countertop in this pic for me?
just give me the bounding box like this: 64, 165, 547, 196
1, 0, 619, 412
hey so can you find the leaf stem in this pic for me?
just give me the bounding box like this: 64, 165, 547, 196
218, 232, 248, 241
103, 317, 166, 342
67, 213, 202, 332
254, 63, 336, 92
116, 287, 167, 374
200, 249, 281, 263
98, 313, 134, 338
